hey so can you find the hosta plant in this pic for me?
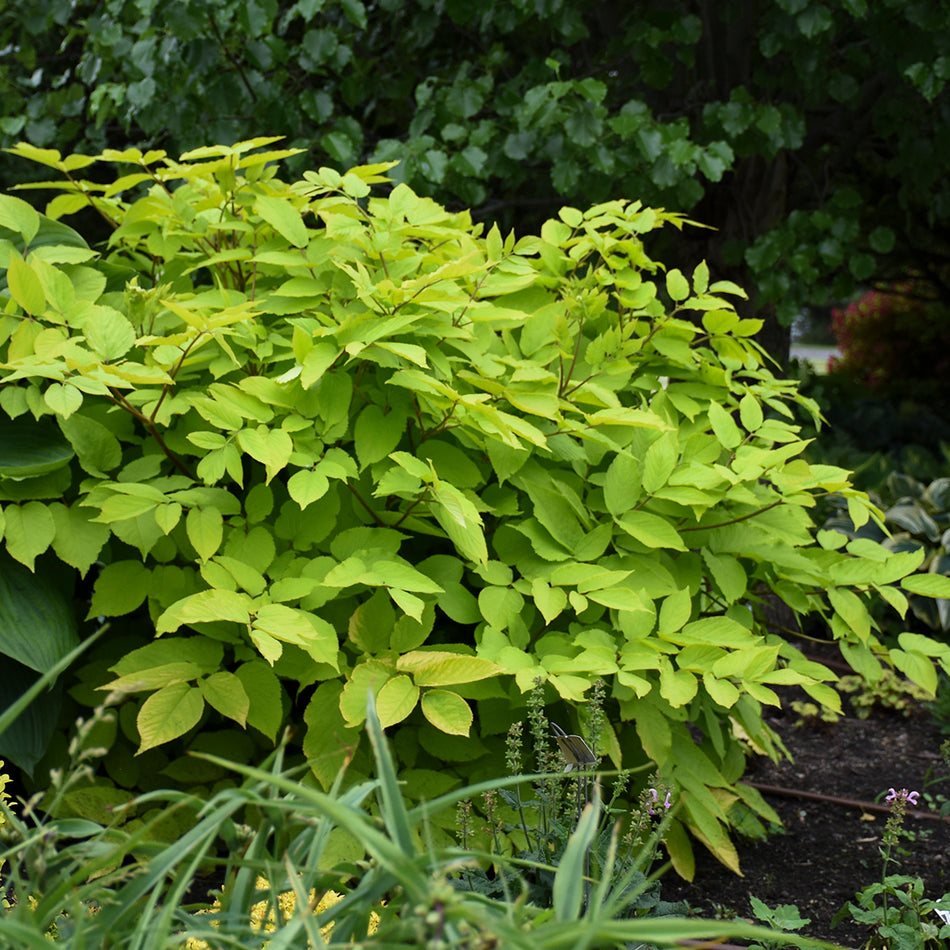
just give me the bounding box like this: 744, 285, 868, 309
824, 471, 950, 637
1, 138, 949, 874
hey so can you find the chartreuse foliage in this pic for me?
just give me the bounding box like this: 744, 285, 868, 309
0, 694, 808, 950
2, 138, 949, 872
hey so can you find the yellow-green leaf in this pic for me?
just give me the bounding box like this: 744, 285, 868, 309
7, 253, 46, 315
255, 194, 309, 248
375, 675, 420, 728
200, 671, 250, 727
137, 682, 204, 753
420, 689, 472, 736
186, 506, 224, 561
396, 650, 502, 687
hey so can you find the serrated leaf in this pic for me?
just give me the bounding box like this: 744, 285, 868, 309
692, 260, 710, 294
3, 502, 55, 570
59, 413, 122, 476
420, 689, 472, 736
43, 383, 83, 419
828, 587, 870, 640
902, 574, 950, 598
156, 589, 252, 633
7, 253, 46, 315
375, 675, 420, 728
110, 637, 223, 677
87, 560, 151, 618
82, 307, 136, 360
0, 194, 40, 243
186, 506, 224, 561
666, 268, 690, 302
702, 549, 747, 604
478, 586, 524, 632
354, 403, 406, 469
255, 194, 309, 248
642, 435, 677, 493
430, 482, 487, 564
616, 510, 686, 550
288, 469, 330, 509
235, 661, 283, 740
738, 393, 763, 432
891, 650, 937, 695
200, 671, 250, 727
136, 682, 204, 753
396, 650, 502, 687
103, 661, 202, 692
707, 402, 742, 449
604, 453, 642, 515
49, 503, 110, 577
658, 588, 692, 635
236, 426, 293, 483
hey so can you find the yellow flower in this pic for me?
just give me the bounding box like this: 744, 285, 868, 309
185, 876, 379, 948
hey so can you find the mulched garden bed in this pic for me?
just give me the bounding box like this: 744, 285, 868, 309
662, 673, 950, 948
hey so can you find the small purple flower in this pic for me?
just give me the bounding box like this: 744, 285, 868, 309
885, 787, 919, 806
647, 788, 673, 815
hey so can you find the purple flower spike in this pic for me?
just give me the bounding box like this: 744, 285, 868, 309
884, 787, 920, 806
664, 792, 673, 810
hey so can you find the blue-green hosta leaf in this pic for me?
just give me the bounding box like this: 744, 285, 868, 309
0, 416, 74, 479
0, 669, 63, 776
0, 554, 78, 672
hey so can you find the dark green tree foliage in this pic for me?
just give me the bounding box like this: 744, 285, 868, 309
2, 0, 949, 354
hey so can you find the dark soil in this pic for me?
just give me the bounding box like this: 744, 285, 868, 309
662, 667, 950, 948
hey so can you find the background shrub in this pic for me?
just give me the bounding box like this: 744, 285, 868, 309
828, 283, 950, 407
2, 140, 950, 875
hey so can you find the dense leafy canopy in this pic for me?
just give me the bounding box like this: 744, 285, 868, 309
3, 141, 950, 871
2, 0, 949, 356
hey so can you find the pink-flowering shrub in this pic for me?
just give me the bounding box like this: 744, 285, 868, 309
828, 284, 950, 402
